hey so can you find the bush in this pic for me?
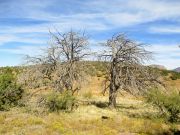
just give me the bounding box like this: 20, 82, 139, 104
0, 68, 24, 110
146, 89, 180, 123
160, 70, 169, 76
45, 91, 77, 112
170, 72, 180, 80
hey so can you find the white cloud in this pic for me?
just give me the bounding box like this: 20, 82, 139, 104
0, 25, 49, 34
0, 0, 180, 68
82, 0, 180, 27
0, 34, 46, 45
145, 44, 180, 69
0, 45, 44, 56
1, 0, 180, 34
149, 26, 180, 34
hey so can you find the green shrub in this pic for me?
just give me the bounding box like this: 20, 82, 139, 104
170, 72, 180, 80
0, 68, 24, 110
160, 70, 169, 76
146, 89, 180, 123
165, 93, 180, 122
170, 75, 178, 80
45, 91, 77, 112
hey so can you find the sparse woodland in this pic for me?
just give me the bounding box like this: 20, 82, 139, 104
0, 30, 180, 135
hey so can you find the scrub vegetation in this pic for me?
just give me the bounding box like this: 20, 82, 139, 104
0, 31, 179, 135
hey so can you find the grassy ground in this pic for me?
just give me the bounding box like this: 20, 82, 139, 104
0, 96, 176, 135
0, 76, 179, 135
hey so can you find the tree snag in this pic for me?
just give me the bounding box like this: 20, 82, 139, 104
100, 33, 161, 107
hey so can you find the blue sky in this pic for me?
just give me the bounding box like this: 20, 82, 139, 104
0, 0, 180, 69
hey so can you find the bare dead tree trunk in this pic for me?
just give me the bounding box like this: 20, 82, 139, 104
100, 33, 162, 108
109, 82, 117, 107
109, 58, 117, 107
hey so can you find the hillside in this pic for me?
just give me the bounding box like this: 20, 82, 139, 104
0, 64, 179, 135
0, 76, 180, 135
149, 64, 167, 70
174, 67, 180, 73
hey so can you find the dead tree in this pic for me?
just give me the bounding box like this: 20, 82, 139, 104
26, 44, 60, 80
50, 30, 89, 94
21, 30, 89, 94
100, 34, 161, 107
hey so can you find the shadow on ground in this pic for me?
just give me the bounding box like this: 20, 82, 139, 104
90, 101, 109, 108
89, 100, 161, 121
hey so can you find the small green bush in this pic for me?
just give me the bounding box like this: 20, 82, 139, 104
45, 91, 77, 112
160, 70, 169, 76
0, 68, 24, 110
146, 89, 180, 123
165, 93, 180, 122
170, 75, 177, 80
170, 72, 180, 80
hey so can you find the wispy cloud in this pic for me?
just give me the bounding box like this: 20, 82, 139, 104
1, 0, 180, 31
0, 34, 46, 45
1, 0, 180, 34
0, 0, 180, 68
0, 45, 45, 56
149, 26, 180, 34
146, 44, 180, 69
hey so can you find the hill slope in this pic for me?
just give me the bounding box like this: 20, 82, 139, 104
174, 67, 180, 72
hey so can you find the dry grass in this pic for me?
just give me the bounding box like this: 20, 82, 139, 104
0, 76, 179, 135
0, 95, 176, 135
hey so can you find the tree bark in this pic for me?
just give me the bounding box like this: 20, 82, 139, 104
108, 58, 117, 108
109, 85, 117, 107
